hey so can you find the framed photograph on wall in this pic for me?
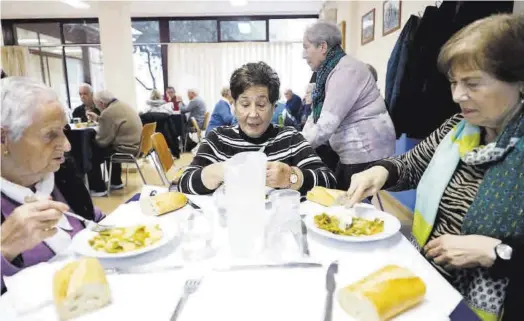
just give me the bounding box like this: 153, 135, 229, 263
338, 20, 347, 50
361, 8, 375, 45
383, 0, 402, 36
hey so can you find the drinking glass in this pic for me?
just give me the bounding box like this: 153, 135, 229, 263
179, 209, 215, 262
265, 190, 303, 261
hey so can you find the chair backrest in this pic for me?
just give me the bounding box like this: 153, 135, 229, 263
151, 132, 174, 173
190, 117, 201, 138
203, 111, 210, 131
139, 122, 157, 156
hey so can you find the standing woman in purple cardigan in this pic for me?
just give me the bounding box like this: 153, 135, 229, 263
0, 77, 104, 294
301, 20, 396, 190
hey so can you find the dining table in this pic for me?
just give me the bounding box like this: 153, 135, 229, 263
64, 125, 98, 180
0, 188, 481, 321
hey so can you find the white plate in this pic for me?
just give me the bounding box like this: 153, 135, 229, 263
71, 222, 178, 259
304, 205, 401, 242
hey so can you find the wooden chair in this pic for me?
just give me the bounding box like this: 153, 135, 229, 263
202, 111, 210, 132
183, 112, 210, 152
151, 132, 174, 185
105, 123, 156, 195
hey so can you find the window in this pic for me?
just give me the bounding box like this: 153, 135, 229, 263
133, 44, 164, 111
169, 20, 217, 43
63, 23, 100, 44
64, 46, 104, 108
269, 18, 317, 42
132, 21, 160, 44
15, 23, 61, 45
28, 47, 68, 107
220, 20, 266, 42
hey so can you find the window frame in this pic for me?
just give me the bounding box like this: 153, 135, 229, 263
2, 14, 318, 108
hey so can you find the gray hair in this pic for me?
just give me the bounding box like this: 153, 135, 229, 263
79, 83, 93, 93
1, 77, 63, 141
220, 87, 230, 97
304, 20, 342, 49
188, 88, 199, 95
93, 90, 116, 105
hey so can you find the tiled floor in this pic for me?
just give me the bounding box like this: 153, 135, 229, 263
92, 153, 193, 214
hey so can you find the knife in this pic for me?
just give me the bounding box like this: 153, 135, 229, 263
105, 265, 184, 274
300, 219, 310, 256
213, 262, 322, 272
323, 261, 339, 321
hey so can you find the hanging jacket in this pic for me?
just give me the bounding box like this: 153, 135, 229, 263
385, 15, 420, 115
390, 1, 514, 139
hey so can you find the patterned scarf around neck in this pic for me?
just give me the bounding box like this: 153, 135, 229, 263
311, 45, 346, 123
413, 107, 524, 321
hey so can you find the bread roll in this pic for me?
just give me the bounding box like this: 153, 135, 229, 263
53, 258, 111, 321
337, 265, 426, 321
306, 186, 346, 207
151, 191, 187, 215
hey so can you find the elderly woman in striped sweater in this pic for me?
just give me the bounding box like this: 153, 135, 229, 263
345, 14, 524, 321
177, 62, 336, 195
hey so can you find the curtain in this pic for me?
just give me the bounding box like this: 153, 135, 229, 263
1, 46, 31, 77
167, 42, 311, 111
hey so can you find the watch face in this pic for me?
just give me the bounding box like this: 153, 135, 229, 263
496, 244, 513, 260
290, 173, 298, 184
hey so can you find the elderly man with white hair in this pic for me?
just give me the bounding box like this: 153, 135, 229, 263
181, 88, 207, 128
0, 77, 104, 293
301, 20, 396, 190
72, 83, 99, 122
86, 90, 142, 196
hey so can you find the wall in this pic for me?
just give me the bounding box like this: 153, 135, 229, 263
97, 1, 137, 109
334, 1, 433, 93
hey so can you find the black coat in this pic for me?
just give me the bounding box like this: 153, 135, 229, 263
389, 1, 514, 139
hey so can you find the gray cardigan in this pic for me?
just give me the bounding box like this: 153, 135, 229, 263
302, 55, 396, 165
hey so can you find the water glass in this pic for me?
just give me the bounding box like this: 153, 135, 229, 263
265, 190, 303, 261
179, 209, 215, 262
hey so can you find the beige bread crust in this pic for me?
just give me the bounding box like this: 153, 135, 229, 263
151, 192, 187, 215
53, 258, 111, 321
306, 186, 347, 207
338, 265, 426, 321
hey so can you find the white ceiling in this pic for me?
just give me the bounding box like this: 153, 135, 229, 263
1, 0, 324, 19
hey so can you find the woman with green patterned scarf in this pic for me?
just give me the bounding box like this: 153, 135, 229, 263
345, 14, 524, 321
300, 20, 396, 190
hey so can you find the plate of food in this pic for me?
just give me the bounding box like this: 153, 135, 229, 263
71, 223, 177, 258
304, 205, 401, 242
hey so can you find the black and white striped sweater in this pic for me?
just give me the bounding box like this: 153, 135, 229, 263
178, 124, 337, 195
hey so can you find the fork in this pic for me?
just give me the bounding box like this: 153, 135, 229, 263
170, 278, 202, 321
63, 211, 115, 232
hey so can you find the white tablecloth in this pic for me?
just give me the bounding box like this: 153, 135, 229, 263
0, 194, 460, 321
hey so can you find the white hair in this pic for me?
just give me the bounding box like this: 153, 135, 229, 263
79, 83, 93, 93
188, 88, 199, 95
1, 77, 63, 141
304, 20, 342, 49
93, 90, 116, 105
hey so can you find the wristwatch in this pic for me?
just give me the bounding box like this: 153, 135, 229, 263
495, 243, 513, 261
287, 167, 298, 188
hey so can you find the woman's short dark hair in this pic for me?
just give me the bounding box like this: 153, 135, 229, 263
438, 13, 524, 83
230, 62, 280, 104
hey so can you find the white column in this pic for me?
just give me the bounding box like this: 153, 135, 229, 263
97, 1, 137, 109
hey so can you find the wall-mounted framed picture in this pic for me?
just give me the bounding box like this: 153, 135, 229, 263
361, 8, 375, 45
338, 20, 347, 51
383, 0, 402, 36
